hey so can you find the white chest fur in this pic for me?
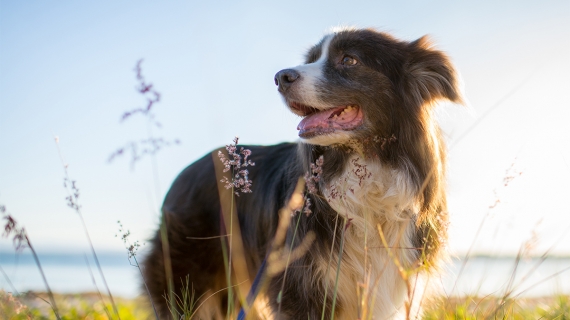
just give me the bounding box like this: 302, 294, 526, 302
319, 156, 424, 319
323, 156, 418, 221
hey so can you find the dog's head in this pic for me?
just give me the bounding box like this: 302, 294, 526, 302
275, 28, 463, 148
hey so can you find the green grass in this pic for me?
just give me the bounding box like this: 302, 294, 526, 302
423, 295, 570, 320
1, 291, 152, 320
3, 290, 569, 319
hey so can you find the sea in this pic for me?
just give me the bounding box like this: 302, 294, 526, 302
1, 251, 569, 298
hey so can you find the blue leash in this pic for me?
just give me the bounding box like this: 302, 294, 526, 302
237, 256, 267, 320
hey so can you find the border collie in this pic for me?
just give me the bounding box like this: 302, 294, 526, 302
142, 27, 462, 319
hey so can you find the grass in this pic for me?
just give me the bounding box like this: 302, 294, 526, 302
0, 291, 152, 320
2, 290, 569, 319
423, 295, 570, 319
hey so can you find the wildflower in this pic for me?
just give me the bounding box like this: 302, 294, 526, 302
304, 155, 324, 194
1, 291, 28, 315
64, 178, 81, 212
120, 59, 161, 123
116, 221, 141, 260
293, 197, 312, 217
302, 197, 312, 216
217, 137, 255, 196
109, 59, 180, 168
1, 208, 29, 252
293, 155, 324, 217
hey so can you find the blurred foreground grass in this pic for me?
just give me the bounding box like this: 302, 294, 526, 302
1, 291, 151, 319
1, 290, 569, 319
423, 295, 570, 319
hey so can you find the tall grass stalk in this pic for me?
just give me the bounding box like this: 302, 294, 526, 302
0, 205, 61, 319
450, 159, 523, 302
146, 102, 176, 318
26, 239, 60, 319
0, 265, 18, 295
241, 178, 301, 318
54, 137, 120, 319
117, 221, 159, 319
377, 223, 415, 319
330, 217, 348, 320
187, 282, 246, 319
219, 222, 234, 318
213, 142, 255, 317
276, 203, 304, 316
484, 227, 564, 317
362, 209, 369, 318
137, 254, 159, 320
108, 59, 181, 317
227, 181, 235, 317
83, 254, 113, 319
237, 179, 316, 319
320, 215, 339, 320
160, 214, 176, 319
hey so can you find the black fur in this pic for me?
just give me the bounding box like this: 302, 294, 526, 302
142, 28, 462, 319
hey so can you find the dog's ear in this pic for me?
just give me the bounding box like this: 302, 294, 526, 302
406, 35, 464, 105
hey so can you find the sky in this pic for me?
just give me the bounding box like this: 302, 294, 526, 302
1, 0, 569, 260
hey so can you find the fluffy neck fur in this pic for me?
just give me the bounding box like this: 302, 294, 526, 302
323, 155, 421, 319
297, 107, 448, 318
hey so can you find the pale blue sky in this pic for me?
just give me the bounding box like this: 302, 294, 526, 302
1, 1, 569, 258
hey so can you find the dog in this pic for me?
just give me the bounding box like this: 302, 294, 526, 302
142, 27, 462, 319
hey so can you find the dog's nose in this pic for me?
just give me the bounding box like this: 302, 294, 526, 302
274, 69, 300, 92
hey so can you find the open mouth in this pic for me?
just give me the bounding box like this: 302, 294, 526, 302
289, 102, 364, 138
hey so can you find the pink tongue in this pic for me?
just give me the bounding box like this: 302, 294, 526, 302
297, 106, 362, 132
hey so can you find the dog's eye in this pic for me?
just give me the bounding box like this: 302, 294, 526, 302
341, 56, 358, 66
